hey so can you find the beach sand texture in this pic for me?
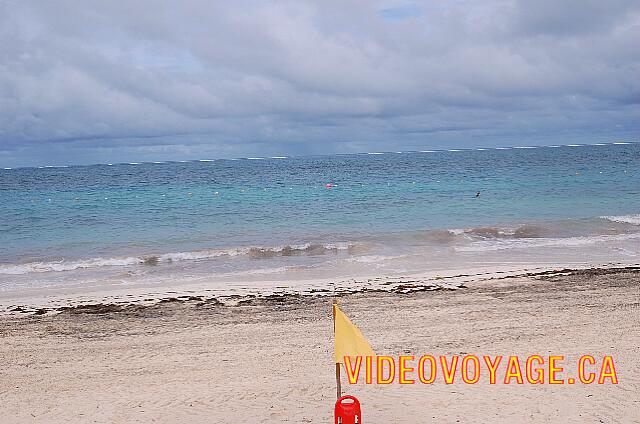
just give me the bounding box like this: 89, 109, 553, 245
1, 268, 639, 423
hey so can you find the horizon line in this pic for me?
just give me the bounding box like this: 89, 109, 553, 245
1, 140, 638, 171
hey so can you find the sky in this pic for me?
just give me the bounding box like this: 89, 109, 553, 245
1, 0, 639, 167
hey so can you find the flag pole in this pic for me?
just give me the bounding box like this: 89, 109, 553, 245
333, 299, 341, 400
335, 363, 342, 400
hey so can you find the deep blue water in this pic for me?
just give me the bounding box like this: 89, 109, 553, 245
0, 143, 639, 273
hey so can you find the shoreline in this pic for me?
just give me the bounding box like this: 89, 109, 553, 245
2, 262, 639, 316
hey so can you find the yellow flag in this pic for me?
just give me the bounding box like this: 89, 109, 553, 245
333, 303, 374, 364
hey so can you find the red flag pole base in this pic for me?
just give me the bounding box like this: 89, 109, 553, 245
334, 395, 361, 424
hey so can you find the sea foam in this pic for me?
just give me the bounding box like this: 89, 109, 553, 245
600, 214, 640, 226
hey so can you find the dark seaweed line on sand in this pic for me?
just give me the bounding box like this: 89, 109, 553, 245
5, 265, 640, 317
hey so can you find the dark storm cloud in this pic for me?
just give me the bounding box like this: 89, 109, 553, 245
0, 0, 638, 166
512, 0, 639, 36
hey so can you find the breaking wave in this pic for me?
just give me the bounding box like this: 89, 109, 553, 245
414, 224, 562, 242
455, 233, 640, 252
457, 225, 551, 239
600, 214, 640, 226
2, 216, 638, 276
0, 242, 361, 275
407, 218, 640, 251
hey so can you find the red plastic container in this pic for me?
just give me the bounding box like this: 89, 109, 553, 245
334, 395, 362, 424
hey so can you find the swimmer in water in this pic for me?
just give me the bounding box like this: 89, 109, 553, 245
475, 191, 481, 198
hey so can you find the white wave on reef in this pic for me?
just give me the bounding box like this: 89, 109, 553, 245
0, 243, 357, 275
600, 214, 640, 225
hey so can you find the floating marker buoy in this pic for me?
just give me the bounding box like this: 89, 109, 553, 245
325, 183, 333, 189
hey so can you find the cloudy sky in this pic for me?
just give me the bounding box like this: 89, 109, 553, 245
1, 0, 639, 167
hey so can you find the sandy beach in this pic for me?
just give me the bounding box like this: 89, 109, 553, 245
3, 1, 639, 423
1, 267, 638, 423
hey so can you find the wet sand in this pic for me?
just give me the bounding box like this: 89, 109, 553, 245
1, 268, 639, 423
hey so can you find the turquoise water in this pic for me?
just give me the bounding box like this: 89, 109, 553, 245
1, 142, 639, 289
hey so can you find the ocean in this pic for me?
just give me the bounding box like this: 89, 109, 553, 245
1, 142, 639, 294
